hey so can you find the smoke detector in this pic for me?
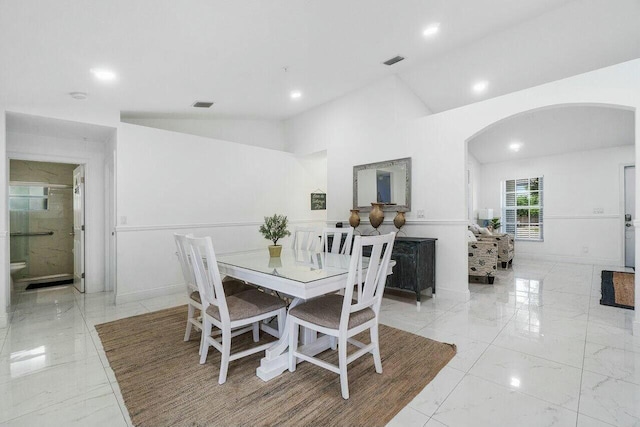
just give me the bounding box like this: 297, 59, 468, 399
69, 92, 88, 100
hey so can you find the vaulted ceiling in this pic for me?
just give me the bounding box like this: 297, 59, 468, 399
1, 0, 639, 120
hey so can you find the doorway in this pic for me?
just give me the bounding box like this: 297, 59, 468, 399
624, 165, 635, 268
8, 160, 85, 292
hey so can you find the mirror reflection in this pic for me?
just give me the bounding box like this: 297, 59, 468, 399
353, 158, 411, 212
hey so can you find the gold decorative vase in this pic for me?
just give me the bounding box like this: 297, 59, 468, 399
349, 209, 361, 228
268, 245, 282, 257
393, 211, 406, 230
369, 203, 385, 232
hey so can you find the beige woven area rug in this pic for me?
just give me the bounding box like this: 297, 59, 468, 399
96, 305, 456, 427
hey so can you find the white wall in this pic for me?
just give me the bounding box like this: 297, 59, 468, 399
6, 132, 109, 294
0, 112, 7, 327
121, 117, 286, 151
477, 145, 634, 264
467, 152, 481, 221
285, 60, 640, 304
115, 123, 326, 302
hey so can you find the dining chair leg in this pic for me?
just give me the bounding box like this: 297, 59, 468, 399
218, 328, 232, 384
338, 335, 349, 399
330, 336, 337, 350
199, 320, 212, 365
252, 322, 260, 342
184, 303, 195, 341
370, 323, 383, 374
288, 319, 299, 372
277, 308, 285, 338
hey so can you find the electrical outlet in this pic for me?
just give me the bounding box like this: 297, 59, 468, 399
417, 210, 425, 218
593, 207, 604, 214
120, 216, 127, 225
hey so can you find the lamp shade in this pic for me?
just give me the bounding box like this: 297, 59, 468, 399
478, 209, 494, 220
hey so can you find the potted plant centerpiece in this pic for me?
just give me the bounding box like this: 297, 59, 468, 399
490, 217, 501, 233
259, 214, 291, 257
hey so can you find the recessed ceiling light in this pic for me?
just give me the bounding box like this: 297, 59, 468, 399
69, 91, 88, 100
509, 142, 522, 152
423, 23, 440, 37
290, 90, 302, 99
472, 81, 488, 93
90, 68, 117, 81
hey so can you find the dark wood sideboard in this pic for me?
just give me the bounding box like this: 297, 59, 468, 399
329, 235, 437, 302
379, 237, 436, 302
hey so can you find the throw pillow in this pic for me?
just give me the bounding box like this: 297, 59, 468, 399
466, 230, 478, 242
469, 223, 480, 234
478, 227, 493, 235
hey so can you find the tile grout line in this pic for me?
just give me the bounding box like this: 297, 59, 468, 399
416, 280, 517, 423
574, 265, 595, 427
76, 290, 132, 427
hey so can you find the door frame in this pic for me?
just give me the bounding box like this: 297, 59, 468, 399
7, 152, 90, 290
619, 162, 635, 267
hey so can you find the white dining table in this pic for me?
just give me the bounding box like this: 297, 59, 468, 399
217, 248, 393, 381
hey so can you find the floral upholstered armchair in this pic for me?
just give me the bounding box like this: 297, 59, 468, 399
469, 224, 514, 269
468, 239, 498, 284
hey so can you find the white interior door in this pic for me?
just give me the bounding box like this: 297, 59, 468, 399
624, 165, 635, 268
73, 165, 85, 292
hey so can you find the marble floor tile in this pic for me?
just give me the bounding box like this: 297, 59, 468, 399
583, 342, 640, 385
493, 321, 586, 368
469, 345, 582, 410
511, 309, 588, 340
427, 311, 509, 343
0, 332, 99, 385
447, 299, 517, 323
579, 370, 640, 426
423, 418, 447, 427
386, 406, 431, 427
3, 384, 127, 427
431, 375, 578, 427
586, 321, 640, 353
415, 327, 490, 372
576, 413, 617, 427
139, 292, 189, 312
0, 355, 111, 422
379, 309, 443, 333
408, 366, 465, 417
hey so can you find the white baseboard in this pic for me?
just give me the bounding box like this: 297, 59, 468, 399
516, 252, 622, 266
115, 283, 183, 305
435, 287, 470, 302
0, 311, 8, 329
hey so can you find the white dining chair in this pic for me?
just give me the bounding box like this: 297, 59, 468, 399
288, 232, 396, 399
319, 227, 354, 254
291, 227, 320, 252
186, 235, 287, 384
174, 233, 254, 348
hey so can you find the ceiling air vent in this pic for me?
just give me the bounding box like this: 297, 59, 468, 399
383, 55, 405, 66
192, 101, 214, 108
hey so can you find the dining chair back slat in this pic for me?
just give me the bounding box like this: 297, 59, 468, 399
320, 227, 354, 254
291, 227, 319, 251
188, 236, 229, 322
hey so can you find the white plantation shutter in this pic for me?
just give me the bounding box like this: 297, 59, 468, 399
503, 177, 543, 241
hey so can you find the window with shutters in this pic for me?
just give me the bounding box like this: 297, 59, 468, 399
503, 177, 543, 241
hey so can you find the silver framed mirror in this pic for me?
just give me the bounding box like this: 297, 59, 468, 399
353, 157, 411, 212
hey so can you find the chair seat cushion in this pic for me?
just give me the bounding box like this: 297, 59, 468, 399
221, 277, 256, 296
189, 278, 255, 305
288, 294, 375, 330
189, 290, 202, 304
206, 289, 287, 322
